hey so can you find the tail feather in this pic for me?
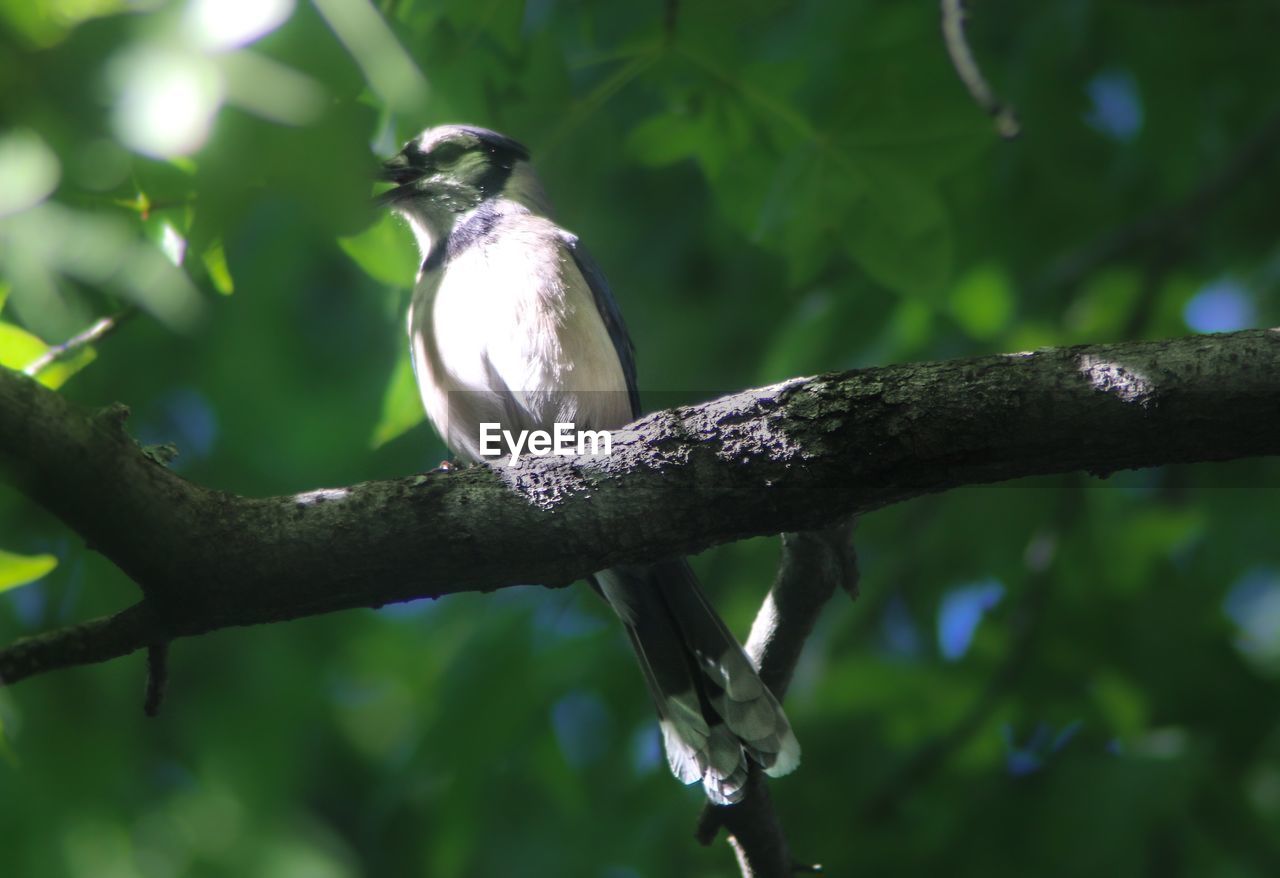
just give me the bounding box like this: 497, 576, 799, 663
654, 560, 801, 779
594, 561, 800, 804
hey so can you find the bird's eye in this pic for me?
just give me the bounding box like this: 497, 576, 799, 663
429, 142, 467, 166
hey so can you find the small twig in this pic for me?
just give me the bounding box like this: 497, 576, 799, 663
22, 308, 138, 377
144, 641, 170, 716
697, 518, 857, 877
0, 603, 160, 687
940, 0, 1020, 139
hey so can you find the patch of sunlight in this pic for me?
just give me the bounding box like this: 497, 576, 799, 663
110, 45, 224, 158
1078, 354, 1155, 404
185, 0, 294, 52
220, 51, 324, 127
0, 0, 143, 49
159, 221, 186, 266
1, 202, 203, 332
948, 264, 1013, 341
311, 0, 427, 112
0, 128, 60, 217
0, 548, 59, 593
293, 487, 351, 506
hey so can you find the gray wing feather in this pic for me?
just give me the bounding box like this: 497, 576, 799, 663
563, 233, 641, 420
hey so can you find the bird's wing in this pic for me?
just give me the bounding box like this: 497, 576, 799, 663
561, 232, 641, 421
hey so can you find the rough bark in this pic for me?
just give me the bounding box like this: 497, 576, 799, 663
2, 328, 1279, 684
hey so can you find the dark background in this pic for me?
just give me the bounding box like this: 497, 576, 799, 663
2, 1, 1280, 875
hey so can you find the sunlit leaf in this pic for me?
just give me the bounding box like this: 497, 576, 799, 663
202, 238, 235, 295
0, 548, 58, 593
339, 213, 419, 288
0, 321, 96, 389
370, 351, 423, 448
0, 0, 130, 48
950, 265, 1014, 340
0, 129, 60, 218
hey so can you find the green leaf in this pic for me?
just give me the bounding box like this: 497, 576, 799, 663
201, 238, 234, 295
627, 112, 708, 168
843, 157, 952, 298
339, 214, 420, 288
949, 265, 1014, 340
0, 321, 95, 389
0, 548, 57, 593
370, 352, 424, 448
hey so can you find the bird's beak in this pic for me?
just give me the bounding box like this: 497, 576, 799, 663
377, 152, 420, 184
374, 153, 424, 206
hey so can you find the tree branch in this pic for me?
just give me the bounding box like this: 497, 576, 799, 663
0, 603, 160, 685
696, 518, 858, 876
3, 329, 1280, 685
940, 0, 1020, 139
22, 308, 137, 377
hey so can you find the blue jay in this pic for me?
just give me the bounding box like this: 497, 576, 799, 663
377, 124, 799, 804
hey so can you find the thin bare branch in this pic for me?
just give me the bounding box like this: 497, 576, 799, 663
22, 308, 138, 377
941, 0, 1019, 139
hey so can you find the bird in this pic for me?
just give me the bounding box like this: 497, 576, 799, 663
376, 124, 799, 804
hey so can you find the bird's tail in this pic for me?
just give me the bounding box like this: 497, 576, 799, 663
594, 560, 800, 804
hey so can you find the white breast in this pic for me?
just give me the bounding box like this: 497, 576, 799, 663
408, 212, 632, 462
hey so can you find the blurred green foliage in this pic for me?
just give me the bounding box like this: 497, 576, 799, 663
3, 0, 1280, 875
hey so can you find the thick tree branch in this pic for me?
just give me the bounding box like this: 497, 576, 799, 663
2, 329, 1280, 684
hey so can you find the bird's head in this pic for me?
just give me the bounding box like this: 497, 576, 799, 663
376, 125, 548, 236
